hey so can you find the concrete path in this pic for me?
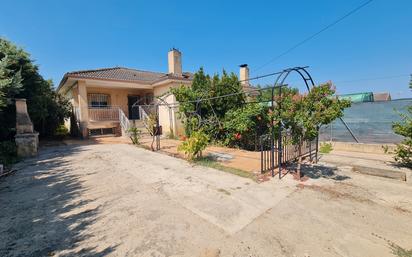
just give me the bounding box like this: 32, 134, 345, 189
320, 150, 412, 182
1, 143, 411, 257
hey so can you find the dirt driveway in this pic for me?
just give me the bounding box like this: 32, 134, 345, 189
1, 143, 411, 257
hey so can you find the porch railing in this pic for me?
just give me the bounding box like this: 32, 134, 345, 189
119, 108, 130, 135
88, 106, 120, 121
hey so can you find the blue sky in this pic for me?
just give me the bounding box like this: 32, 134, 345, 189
1, 0, 411, 98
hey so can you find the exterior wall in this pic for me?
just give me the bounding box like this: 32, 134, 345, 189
78, 81, 89, 137
61, 78, 191, 138
154, 81, 188, 137
85, 86, 151, 117
67, 80, 153, 138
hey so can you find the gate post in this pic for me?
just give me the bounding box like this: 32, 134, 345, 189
278, 84, 283, 179
270, 87, 275, 177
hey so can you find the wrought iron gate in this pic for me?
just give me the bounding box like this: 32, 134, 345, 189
260, 67, 319, 178
260, 132, 318, 176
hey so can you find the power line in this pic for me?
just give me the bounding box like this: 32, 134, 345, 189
335, 74, 410, 84
238, 66, 309, 83
277, 74, 410, 88
253, 0, 375, 72
140, 68, 294, 108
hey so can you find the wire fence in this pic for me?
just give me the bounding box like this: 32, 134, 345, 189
319, 99, 412, 144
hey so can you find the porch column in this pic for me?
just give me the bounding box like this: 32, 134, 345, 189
78, 81, 89, 138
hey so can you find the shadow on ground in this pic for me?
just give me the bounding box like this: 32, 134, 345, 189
300, 164, 351, 181
0, 144, 117, 257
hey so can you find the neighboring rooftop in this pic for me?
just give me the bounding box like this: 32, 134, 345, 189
373, 92, 392, 102
338, 91, 392, 103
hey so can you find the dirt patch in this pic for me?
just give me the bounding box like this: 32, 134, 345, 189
296, 183, 374, 204
217, 188, 231, 195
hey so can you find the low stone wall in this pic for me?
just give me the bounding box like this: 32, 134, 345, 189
322, 141, 396, 154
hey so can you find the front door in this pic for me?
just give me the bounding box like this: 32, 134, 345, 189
128, 95, 141, 120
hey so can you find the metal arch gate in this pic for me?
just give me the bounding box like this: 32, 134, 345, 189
131, 95, 176, 151
260, 66, 318, 179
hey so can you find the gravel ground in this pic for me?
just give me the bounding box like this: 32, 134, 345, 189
0, 143, 411, 257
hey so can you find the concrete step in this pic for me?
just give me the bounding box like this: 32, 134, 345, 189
319, 151, 411, 183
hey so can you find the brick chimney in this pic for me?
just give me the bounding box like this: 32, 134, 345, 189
239, 64, 250, 89
168, 48, 182, 76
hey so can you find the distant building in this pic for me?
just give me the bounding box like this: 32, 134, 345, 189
338, 91, 391, 103
373, 92, 391, 101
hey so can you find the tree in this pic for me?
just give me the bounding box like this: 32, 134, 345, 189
0, 49, 23, 110
0, 38, 71, 139
171, 68, 245, 139
223, 103, 270, 150
269, 82, 351, 178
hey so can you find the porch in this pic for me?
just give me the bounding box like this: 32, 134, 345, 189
73, 81, 154, 137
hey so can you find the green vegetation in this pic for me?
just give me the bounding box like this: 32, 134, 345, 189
0, 38, 71, 140
54, 125, 69, 139
194, 156, 256, 181
171, 69, 350, 176
390, 75, 412, 168
319, 142, 333, 154
128, 127, 142, 145
171, 68, 244, 138
223, 103, 269, 150
391, 243, 412, 257
178, 130, 209, 160
0, 141, 19, 168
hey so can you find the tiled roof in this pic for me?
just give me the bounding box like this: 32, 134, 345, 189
66, 67, 167, 82
59, 67, 193, 89
373, 92, 391, 101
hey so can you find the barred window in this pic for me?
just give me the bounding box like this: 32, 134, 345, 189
88, 94, 110, 107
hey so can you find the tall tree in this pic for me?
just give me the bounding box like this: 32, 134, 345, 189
269, 82, 351, 178
171, 68, 245, 138
0, 48, 23, 109
0, 38, 71, 139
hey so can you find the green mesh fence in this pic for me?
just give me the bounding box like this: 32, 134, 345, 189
319, 99, 412, 144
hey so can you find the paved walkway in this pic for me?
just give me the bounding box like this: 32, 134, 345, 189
320, 150, 412, 182
87, 136, 263, 174
1, 143, 412, 256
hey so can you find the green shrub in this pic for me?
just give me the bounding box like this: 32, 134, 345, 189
178, 130, 209, 160
128, 127, 142, 145
0, 141, 18, 167
392, 106, 412, 168
223, 103, 270, 150
319, 142, 333, 154
54, 124, 69, 139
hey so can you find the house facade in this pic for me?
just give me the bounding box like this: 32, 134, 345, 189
57, 49, 192, 138
57, 49, 251, 139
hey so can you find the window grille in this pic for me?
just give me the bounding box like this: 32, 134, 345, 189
88, 93, 110, 107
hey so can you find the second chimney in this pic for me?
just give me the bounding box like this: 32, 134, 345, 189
239, 64, 250, 89
168, 48, 182, 76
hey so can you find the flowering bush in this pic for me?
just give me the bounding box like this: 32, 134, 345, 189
223, 103, 270, 150
178, 130, 209, 160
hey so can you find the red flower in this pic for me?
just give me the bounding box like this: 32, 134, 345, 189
180, 135, 187, 141
234, 133, 242, 140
